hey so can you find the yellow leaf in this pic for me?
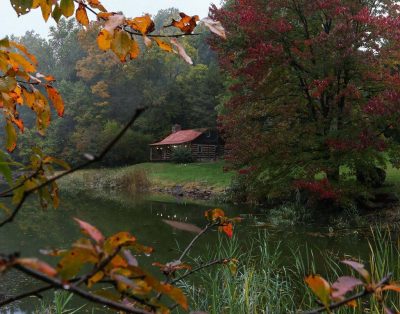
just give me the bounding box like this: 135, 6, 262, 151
88, 271, 104, 288
5, 120, 17, 152
104, 231, 136, 254
9, 52, 36, 72
40, 0, 52, 22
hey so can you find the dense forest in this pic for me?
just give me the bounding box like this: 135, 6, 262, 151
4, 9, 224, 167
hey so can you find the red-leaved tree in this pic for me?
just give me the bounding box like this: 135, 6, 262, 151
211, 0, 400, 205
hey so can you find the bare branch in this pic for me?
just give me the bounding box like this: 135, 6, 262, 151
178, 222, 217, 262
171, 258, 230, 284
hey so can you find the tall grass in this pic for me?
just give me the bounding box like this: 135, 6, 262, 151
34, 291, 85, 314
184, 228, 400, 314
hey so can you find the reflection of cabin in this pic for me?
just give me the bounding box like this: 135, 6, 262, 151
149, 125, 223, 161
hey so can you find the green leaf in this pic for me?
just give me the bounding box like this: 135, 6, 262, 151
110, 30, 132, 62
0, 37, 10, 47
0, 77, 17, 92
51, 4, 62, 22
60, 0, 74, 18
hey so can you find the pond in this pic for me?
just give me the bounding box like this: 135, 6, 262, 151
0, 191, 380, 313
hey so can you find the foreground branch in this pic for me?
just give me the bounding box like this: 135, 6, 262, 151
0, 107, 146, 228
14, 264, 152, 314
0, 285, 53, 307
302, 274, 392, 314
74, 0, 201, 39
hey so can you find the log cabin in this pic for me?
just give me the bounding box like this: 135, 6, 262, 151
149, 125, 223, 161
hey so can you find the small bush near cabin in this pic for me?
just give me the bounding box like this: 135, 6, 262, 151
171, 146, 194, 164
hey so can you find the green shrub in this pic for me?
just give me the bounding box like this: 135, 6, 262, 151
171, 146, 193, 163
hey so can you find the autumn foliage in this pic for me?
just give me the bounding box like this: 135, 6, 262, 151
211, 0, 400, 203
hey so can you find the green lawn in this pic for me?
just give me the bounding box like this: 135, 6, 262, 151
133, 161, 233, 190
60, 161, 233, 193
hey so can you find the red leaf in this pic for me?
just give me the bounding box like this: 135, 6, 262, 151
163, 220, 202, 233
74, 218, 105, 244
17, 258, 57, 277
331, 276, 363, 299
220, 223, 233, 238
342, 260, 370, 283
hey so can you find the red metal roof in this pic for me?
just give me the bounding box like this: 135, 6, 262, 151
150, 129, 204, 146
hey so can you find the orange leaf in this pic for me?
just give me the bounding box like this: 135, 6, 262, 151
220, 223, 233, 238
17, 258, 57, 277
97, 29, 112, 51
74, 218, 105, 244
169, 13, 199, 34
382, 284, 400, 293
76, 3, 89, 27
87, 0, 106, 12
129, 39, 140, 59
205, 208, 225, 221
154, 38, 173, 53
45, 85, 64, 117
305, 275, 331, 307
126, 15, 155, 34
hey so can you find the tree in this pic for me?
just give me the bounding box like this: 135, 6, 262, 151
0, 1, 230, 313
211, 0, 400, 205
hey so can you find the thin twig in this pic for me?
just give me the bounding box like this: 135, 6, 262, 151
302, 273, 392, 314
178, 222, 216, 262
0, 166, 42, 198
171, 258, 230, 284
0, 107, 146, 228
14, 264, 152, 314
0, 285, 53, 306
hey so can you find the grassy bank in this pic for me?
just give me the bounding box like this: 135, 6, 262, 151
59, 161, 233, 196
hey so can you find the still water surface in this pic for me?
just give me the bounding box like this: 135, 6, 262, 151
0, 192, 374, 313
